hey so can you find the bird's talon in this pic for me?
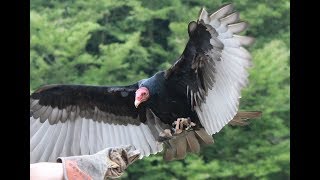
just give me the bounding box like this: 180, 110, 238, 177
173, 117, 196, 133
186, 122, 196, 130
174, 129, 183, 134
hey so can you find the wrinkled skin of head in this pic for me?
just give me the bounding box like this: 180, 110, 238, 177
134, 87, 150, 108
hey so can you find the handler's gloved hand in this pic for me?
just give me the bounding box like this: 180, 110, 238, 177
57, 145, 140, 179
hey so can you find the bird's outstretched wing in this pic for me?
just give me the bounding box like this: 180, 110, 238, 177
165, 3, 254, 135
30, 84, 163, 163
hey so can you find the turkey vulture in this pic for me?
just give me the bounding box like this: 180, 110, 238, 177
30, 3, 261, 163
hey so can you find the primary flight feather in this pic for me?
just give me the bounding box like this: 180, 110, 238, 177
30, 3, 261, 163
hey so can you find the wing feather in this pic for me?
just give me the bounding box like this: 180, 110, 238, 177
87, 119, 96, 154
165, 4, 253, 135
30, 84, 143, 125
71, 116, 82, 155
197, 5, 253, 134
48, 120, 68, 161
30, 111, 163, 163
30, 83, 166, 163
79, 118, 90, 155
39, 124, 60, 162
31, 120, 55, 161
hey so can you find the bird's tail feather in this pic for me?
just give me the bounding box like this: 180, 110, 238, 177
163, 128, 213, 161
162, 111, 261, 161
228, 111, 262, 126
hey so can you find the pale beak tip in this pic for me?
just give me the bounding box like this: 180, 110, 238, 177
134, 100, 140, 108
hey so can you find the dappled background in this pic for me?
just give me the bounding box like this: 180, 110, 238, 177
30, 0, 289, 179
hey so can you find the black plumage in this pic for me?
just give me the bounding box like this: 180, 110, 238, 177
31, 84, 145, 125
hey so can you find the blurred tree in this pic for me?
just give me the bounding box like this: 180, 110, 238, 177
30, 0, 290, 179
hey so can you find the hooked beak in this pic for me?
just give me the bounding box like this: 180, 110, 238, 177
134, 100, 140, 108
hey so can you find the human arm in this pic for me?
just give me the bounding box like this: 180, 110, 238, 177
30, 145, 140, 180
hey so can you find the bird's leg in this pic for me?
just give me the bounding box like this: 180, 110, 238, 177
174, 118, 183, 134
172, 117, 196, 134
183, 118, 196, 130
157, 118, 197, 143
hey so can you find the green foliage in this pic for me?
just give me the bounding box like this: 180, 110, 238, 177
30, 0, 290, 179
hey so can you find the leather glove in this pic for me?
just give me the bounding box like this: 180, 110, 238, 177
57, 145, 140, 179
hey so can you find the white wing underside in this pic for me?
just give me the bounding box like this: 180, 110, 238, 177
195, 4, 253, 135
30, 116, 163, 163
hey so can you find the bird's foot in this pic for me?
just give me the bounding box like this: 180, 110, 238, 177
172, 117, 196, 135
157, 118, 196, 143
157, 129, 173, 142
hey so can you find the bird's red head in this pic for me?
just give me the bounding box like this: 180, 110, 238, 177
134, 87, 150, 108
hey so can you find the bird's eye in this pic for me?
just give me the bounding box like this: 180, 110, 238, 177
142, 92, 146, 96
